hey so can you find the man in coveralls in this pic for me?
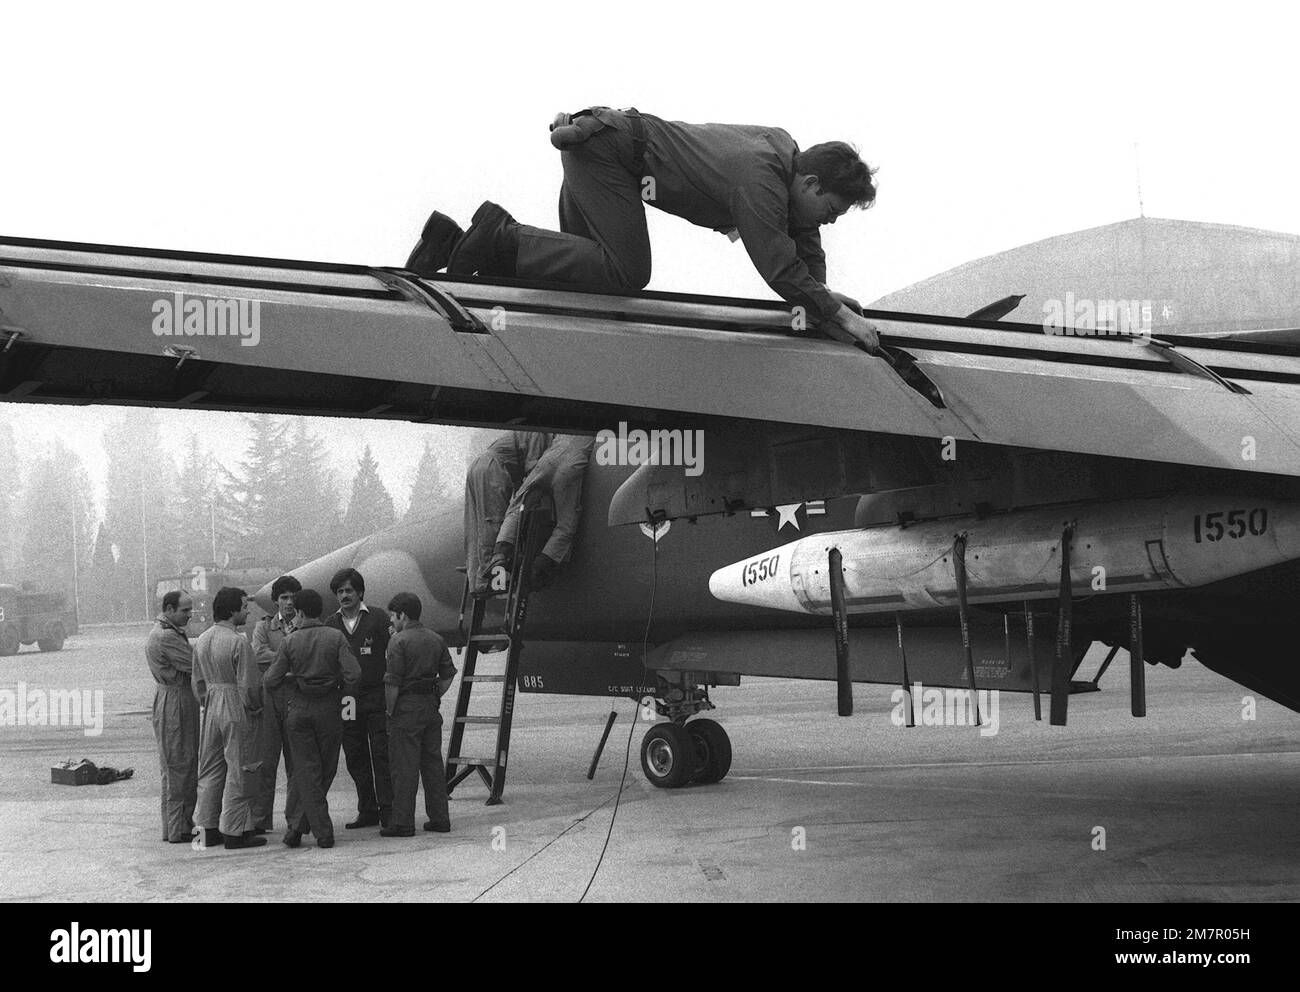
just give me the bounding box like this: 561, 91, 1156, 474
145, 590, 198, 843
464, 431, 553, 596
264, 588, 361, 849
406, 106, 883, 353
250, 574, 302, 834
490, 435, 597, 591
192, 586, 265, 850
379, 592, 457, 838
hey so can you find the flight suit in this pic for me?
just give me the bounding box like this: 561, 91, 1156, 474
145, 616, 199, 842
514, 107, 840, 323
250, 612, 301, 832
384, 622, 458, 831
264, 619, 360, 845
497, 436, 597, 566
192, 622, 262, 838
327, 605, 392, 821
464, 431, 553, 593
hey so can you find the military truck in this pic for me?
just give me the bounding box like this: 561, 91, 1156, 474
153, 560, 282, 636
0, 583, 78, 655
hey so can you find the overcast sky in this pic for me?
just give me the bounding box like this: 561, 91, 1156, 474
3, 0, 1296, 514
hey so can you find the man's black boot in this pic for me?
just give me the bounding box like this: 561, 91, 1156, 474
224, 831, 269, 850
406, 210, 464, 276
447, 201, 520, 277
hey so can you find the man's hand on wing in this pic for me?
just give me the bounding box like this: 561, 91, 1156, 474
831, 304, 882, 354
832, 291, 865, 315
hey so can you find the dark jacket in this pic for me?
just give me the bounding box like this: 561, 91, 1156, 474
592, 108, 838, 321
384, 622, 457, 696
325, 605, 391, 693
264, 619, 361, 695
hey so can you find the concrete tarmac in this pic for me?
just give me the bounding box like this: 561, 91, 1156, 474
0, 626, 1296, 902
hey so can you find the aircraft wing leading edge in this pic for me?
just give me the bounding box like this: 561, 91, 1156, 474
3, 236, 1300, 477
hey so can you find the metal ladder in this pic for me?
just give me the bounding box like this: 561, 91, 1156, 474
445, 499, 549, 805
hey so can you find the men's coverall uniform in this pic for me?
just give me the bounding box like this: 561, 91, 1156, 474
193, 621, 262, 837
514, 107, 841, 325
464, 431, 553, 593
497, 436, 597, 566
384, 622, 458, 831
264, 619, 360, 844
327, 605, 392, 820
145, 615, 199, 842
250, 612, 300, 832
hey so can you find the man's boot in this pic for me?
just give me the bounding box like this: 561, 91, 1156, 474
448, 201, 520, 277
406, 210, 464, 277
224, 831, 269, 850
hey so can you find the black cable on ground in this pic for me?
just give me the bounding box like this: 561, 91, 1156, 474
579, 519, 660, 902
471, 791, 618, 903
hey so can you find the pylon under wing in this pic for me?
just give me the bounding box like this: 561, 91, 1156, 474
3, 235, 1300, 479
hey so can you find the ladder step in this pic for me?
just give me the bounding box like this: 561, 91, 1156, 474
455, 715, 500, 724
468, 635, 511, 647
448, 757, 498, 768
462, 674, 505, 682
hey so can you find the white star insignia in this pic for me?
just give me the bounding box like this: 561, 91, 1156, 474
775, 503, 802, 531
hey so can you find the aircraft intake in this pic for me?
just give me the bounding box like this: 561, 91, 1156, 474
707, 496, 1300, 614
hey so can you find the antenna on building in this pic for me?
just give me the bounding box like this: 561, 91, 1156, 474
1134, 142, 1145, 218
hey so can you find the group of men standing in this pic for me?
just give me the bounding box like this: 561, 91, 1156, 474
144, 568, 456, 851
145, 426, 589, 851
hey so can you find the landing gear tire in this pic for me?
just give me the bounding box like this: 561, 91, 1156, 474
686, 718, 732, 784
640, 723, 695, 789
38, 625, 65, 652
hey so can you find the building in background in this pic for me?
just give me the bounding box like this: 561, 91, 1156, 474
871, 217, 1300, 341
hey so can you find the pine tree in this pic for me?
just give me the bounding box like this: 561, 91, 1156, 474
230, 415, 292, 563
340, 445, 395, 545
83, 522, 126, 622
174, 434, 230, 567
101, 410, 178, 619
405, 439, 448, 522
17, 440, 94, 608
281, 419, 342, 566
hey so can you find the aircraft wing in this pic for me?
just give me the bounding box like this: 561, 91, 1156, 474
4, 236, 1300, 477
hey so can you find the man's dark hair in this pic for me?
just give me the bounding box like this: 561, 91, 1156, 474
329, 568, 365, 597
387, 592, 422, 621
161, 590, 182, 612
271, 575, 303, 600
212, 587, 247, 622
293, 589, 324, 619
795, 141, 877, 208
